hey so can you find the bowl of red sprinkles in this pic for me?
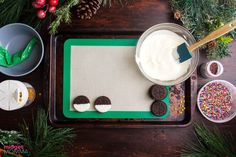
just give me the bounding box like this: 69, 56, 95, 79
197, 80, 236, 123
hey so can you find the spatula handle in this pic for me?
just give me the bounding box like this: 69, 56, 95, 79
188, 19, 236, 52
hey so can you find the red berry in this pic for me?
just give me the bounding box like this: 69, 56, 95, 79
37, 10, 46, 19
35, 0, 46, 6
49, 6, 57, 13
32, 2, 43, 8
49, 0, 59, 7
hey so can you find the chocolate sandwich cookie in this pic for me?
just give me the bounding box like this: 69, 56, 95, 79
73, 95, 90, 112
151, 100, 167, 117
149, 84, 167, 100
94, 96, 112, 113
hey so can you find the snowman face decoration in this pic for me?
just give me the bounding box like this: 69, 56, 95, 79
0, 80, 29, 111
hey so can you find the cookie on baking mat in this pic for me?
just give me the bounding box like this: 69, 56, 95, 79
149, 84, 167, 100
151, 100, 168, 117
94, 96, 112, 113
73, 95, 90, 112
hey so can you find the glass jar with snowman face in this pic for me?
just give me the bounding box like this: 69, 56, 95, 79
0, 80, 36, 111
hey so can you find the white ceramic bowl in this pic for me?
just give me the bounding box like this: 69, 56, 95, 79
197, 80, 236, 123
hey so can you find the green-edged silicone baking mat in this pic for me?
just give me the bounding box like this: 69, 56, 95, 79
63, 39, 170, 119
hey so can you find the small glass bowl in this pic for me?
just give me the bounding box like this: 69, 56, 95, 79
135, 23, 199, 86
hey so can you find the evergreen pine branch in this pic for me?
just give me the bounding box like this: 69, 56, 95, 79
170, 0, 236, 60
180, 123, 236, 157
0, 0, 52, 31
20, 109, 76, 157
20, 6, 52, 31
1, 0, 132, 35
49, 0, 80, 35
0, 130, 22, 145
208, 41, 232, 60
49, 0, 131, 35
0, 0, 28, 27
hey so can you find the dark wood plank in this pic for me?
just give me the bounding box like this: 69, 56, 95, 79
60, 0, 176, 33
0, 0, 235, 157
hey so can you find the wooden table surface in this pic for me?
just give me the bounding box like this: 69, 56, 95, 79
1, 1, 236, 156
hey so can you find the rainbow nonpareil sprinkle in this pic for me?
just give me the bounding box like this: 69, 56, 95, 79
199, 82, 232, 120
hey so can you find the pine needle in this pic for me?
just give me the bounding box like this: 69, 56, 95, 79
20, 109, 76, 157
170, 0, 236, 60
49, 0, 80, 35
0, 0, 28, 26
180, 123, 236, 157
0, 130, 22, 145
49, 0, 131, 35
1, 0, 131, 34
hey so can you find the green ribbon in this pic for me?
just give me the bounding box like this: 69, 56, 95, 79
0, 37, 38, 68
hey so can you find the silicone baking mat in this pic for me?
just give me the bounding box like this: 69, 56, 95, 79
63, 39, 170, 119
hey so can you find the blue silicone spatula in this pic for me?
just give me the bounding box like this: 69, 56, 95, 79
176, 19, 236, 63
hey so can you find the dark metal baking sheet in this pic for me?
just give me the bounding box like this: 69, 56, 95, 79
47, 33, 198, 128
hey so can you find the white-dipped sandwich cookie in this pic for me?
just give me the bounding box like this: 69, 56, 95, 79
94, 96, 112, 113
73, 95, 90, 112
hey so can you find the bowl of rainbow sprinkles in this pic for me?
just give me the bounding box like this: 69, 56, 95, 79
197, 80, 236, 123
